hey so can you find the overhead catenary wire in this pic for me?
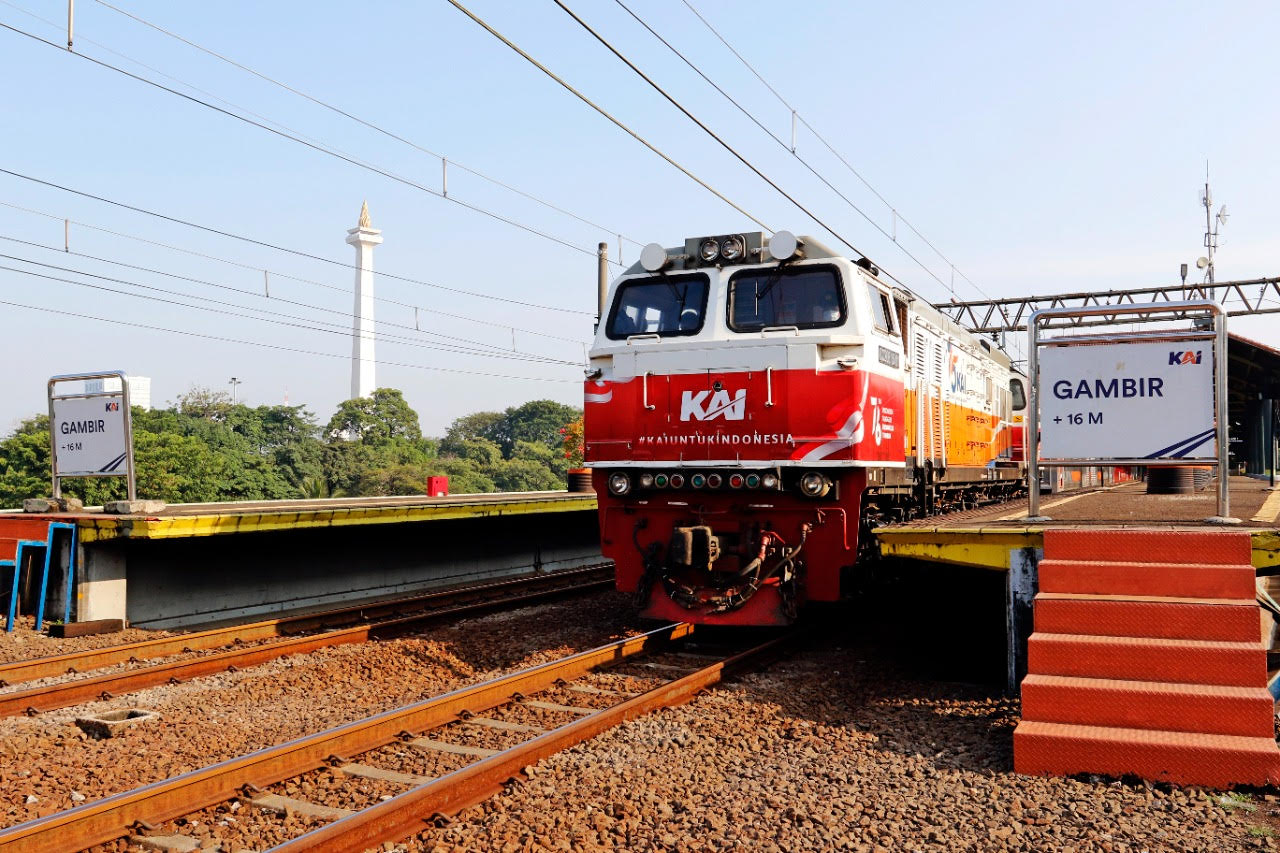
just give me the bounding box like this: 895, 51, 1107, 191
440, 0, 771, 234
679, 0, 995, 304
0, 19, 618, 283
0, 228, 581, 360
549, 0, 876, 263
0, 292, 577, 383
0, 257, 575, 366
0, 198, 588, 346
84, 0, 644, 253
0, 166, 593, 317
0, 240, 578, 365
610, 0, 956, 299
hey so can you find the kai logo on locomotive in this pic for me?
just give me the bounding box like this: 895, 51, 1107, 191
1168, 350, 1203, 365
679, 389, 746, 422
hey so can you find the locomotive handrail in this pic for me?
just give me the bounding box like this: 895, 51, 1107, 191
765, 367, 775, 407
643, 372, 656, 410
761, 325, 799, 334
626, 333, 661, 344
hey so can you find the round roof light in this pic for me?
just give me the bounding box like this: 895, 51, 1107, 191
720, 235, 746, 262
768, 230, 799, 262
640, 242, 669, 272
698, 238, 721, 263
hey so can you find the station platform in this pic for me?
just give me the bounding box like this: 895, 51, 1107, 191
875, 476, 1280, 572
2, 491, 602, 630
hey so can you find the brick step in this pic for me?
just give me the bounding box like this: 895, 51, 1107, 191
1034, 593, 1261, 642
1043, 529, 1252, 566
1038, 559, 1255, 600
1027, 633, 1265, 686
0, 539, 16, 562
1021, 674, 1276, 738
1013, 720, 1280, 787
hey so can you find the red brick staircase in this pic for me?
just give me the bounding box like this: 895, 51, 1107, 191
1014, 529, 1280, 787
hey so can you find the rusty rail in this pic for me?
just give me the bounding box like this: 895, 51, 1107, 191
0, 566, 613, 717
269, 632, 794, 852
0, 623, 697, 852
0, 565, 610, 687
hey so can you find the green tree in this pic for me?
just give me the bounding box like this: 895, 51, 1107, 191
326, 388, 422, 444
488, 400, 581, 457
440, 411, 503, 456
0, 416, 52, 506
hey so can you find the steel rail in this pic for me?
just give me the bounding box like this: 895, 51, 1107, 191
0, 623, 695, 852
268, 632, 794, 852
0, 568, 613, 717
0, 565, 611, 687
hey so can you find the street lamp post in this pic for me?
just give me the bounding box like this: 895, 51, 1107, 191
229, 377, 242, 404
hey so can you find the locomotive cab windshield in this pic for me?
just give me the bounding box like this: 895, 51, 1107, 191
727, 265, 845, 331
606, 273, 708, 339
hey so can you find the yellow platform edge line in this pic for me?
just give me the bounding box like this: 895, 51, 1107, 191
876, 528, 1280, 573
77, 496, 598, 543
1251, 489, 1280, 524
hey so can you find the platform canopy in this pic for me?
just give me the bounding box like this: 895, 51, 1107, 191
1228, 333, 1280, 475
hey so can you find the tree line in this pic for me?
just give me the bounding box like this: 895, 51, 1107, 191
0, 388, 584, 507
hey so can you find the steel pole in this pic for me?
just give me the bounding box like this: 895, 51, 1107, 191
1215, 311, 1229, 519
597, 242, 608, 328
1026, 318, 1042, 519
1269, 398, 1276, 489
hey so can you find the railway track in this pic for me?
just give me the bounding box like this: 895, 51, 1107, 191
0, 565, 613, 717
0, 622, 794, 852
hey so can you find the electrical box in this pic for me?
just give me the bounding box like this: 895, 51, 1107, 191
426, 476, 449, 497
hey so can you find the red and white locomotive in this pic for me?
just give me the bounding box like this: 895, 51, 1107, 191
585, 231, 1027, 626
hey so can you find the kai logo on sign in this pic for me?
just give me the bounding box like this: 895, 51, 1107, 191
679, 389, 746, 421
1168, 350, 1203, 365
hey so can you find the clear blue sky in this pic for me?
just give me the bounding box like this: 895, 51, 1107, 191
2, 0, 1277, 435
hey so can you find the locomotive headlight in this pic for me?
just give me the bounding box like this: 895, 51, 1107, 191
720, 234, 746, 262
607, 472, 632, 496
798, 471, 832, 498
639, 472, 655, 489
698, 237, 720, 263
761, 473, 778, 489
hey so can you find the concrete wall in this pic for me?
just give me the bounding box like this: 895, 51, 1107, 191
80, 510, 603, 629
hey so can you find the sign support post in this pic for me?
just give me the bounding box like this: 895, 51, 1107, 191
1026, 301, 1237, 524
47, 370, 136, 502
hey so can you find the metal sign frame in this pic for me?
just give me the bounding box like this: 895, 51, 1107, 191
1027, 300, 1234, 523
47, 370, 137, 502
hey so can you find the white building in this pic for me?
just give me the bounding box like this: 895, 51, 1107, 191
84, 375, 152, 410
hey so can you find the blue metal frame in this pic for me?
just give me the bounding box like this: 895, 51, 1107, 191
2, 559, 15, 633
4, 541, 45, 633
35, 523, 77, 632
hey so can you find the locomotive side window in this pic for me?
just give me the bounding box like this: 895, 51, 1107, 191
727, 266, 844, 331
867, 284, 897, 335
1010, 377, 1028, 410
606, 274, 709, 339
